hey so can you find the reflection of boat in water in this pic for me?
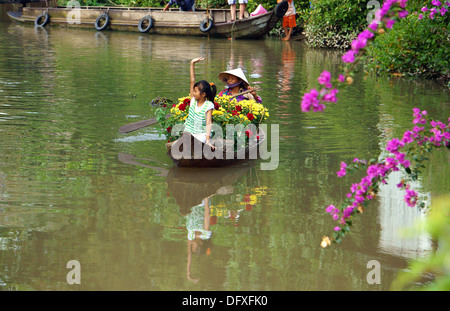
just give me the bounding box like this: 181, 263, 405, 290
8, 6, 280, 39
117, 152, 250, 208
117, 152, 251, 210
166, 164, 251, 213
166, 130, 265, 168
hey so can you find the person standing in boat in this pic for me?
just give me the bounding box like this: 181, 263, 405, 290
218, 68, 262, 103
279, 0, 296, 41
184, 57, 216, 148
163, 0, 195, 12
228, 0, 248, 21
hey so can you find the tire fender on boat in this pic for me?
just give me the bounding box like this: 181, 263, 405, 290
95, 13, 110, 31
275, 1, 289, 18
199, 18, 213, 33
138, 15, 154, 33
35, 12, 49, 28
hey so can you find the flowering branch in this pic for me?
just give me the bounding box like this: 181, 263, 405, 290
301, 0, 449, 113
296, 0, 450, 248
321, 110, 450, 248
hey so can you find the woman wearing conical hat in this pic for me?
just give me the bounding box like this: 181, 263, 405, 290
217, 68, 262, 103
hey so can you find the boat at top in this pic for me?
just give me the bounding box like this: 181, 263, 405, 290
7, 5, 282, 39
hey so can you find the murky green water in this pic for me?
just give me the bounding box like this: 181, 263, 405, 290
0, 12, 449, 291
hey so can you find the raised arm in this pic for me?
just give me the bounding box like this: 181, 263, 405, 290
190, 57, 204, 98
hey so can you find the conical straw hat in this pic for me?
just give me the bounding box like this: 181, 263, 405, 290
218, 68, 249, 87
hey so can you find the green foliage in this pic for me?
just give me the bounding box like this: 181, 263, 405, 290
303, 0, 372, 48
391, 195, 450, 291
366, 13, 450, 80
405, 0, 430, 12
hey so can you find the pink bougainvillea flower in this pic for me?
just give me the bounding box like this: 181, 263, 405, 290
401, 130, 415, 144
326, 205, 340, 221
398, 10, 409, 18
395, 152, 411, 168
342, 50, 357, 63
385, 18, 396, 28
336, 162, 347, 177
301, 89, 319, 112
323, 88, 339, 103
386, 138, 405, 154
368, 22, 378, 32
412, 125, 424, 133
431, 0, 441, 6
358, 29, 375, 40
318, 70, 332, 88
404, 188, 418, 207
398, 0, 408, 8
351, 38, 367, 51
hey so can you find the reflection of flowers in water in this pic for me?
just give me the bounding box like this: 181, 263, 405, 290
210, 186, 268, 225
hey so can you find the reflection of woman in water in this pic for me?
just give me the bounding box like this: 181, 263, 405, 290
185, 196, 213, 283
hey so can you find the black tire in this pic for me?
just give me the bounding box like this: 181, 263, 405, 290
35, 12, 49, 28
138, 15, 154, 33
199, 18, 213, 33
275, 1, 289, 18
95, 13, 110, 31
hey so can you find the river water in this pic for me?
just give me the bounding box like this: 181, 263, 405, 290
0, 10, 449, 291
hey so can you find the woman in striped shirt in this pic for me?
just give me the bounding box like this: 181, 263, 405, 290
184, 57, 217, 148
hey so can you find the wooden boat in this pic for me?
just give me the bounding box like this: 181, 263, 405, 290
7, 6, 280, 39
166, 129, 265, 167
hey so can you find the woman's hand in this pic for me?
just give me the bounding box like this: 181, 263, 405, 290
248, 86, 257, 97
191, 57, 205, 64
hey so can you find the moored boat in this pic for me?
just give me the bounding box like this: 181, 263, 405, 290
7, 6, 281, 39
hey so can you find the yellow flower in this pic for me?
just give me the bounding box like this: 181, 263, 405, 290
320, 236, 332, 248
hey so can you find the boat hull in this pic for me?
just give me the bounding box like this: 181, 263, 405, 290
166, 129, 265, 167
7, 6, 279, 39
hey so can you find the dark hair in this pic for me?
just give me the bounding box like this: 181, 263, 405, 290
194, 80, 217, 102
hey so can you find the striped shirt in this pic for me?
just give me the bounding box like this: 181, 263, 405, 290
184, 98, 214, 134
